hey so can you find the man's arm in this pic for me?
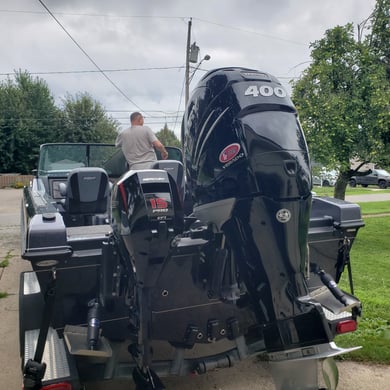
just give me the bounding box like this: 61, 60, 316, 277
152, 140, 168, 160
115, 132, 122, 147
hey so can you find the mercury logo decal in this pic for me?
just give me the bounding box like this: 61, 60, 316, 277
276, 208, 291, 223
219, 143, 241, 163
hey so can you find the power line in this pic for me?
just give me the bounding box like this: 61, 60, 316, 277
1, 8, 306, 46
109, 110, 185, 120
0, 68, 297, 81
0, 66, 185, 77
113, 117, 182, 122
106, 110, 184, 115
112, 115, 183, 120
118, 121, 181, 125
0, 116, 180, 125
37, 0, 144, 113
1, 112, 184, 121
192, 17, 307, 46
0, 9, 187, 21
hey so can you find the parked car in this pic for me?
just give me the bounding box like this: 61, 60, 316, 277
312, 168, 338, 187
349, 168, 390, 189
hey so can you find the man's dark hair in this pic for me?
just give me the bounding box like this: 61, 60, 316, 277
130, 112, 142, 123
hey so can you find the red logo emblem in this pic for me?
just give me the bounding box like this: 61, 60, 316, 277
149, 197, 168, 209
219, 143, 241, 163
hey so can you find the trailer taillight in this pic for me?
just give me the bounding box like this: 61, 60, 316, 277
41, 383, 72, 390
23, 384, 72, 390
336, 319, 357, 334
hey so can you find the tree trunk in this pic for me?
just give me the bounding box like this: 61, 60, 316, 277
333, 170, 350, 200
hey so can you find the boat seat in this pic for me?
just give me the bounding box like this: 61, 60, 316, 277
59, 167, 110, 226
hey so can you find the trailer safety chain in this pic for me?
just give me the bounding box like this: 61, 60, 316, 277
344, 237, 354, 295
23, 268, 57, 390
336, 237, 354, 294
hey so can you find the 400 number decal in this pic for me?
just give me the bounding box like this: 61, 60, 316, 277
244, 85, 287, 98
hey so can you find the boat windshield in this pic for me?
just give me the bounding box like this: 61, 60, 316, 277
37, 143, 183, 178
38, 143, 126, 178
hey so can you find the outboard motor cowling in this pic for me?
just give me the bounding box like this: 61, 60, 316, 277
182, 68, 329, 352
183, 67, 311, 205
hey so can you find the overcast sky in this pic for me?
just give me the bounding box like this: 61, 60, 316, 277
0, 0, 376, 137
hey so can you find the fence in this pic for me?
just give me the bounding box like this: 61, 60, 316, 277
0, 174, 34, 189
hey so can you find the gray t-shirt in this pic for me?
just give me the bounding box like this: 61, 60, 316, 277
116, 125, 158, 169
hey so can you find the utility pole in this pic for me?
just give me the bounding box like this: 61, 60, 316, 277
185, 18, 192, 106
185, 18, 210, 106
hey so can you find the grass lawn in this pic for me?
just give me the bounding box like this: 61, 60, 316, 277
313, 185, 390, 197
358, 201, 390, 215
333, 213, 390, 364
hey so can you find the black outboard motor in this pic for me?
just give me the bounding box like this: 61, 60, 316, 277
182, 67, 321, 352
181, 68, 362, 388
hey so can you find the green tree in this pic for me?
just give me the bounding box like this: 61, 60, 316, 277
0, 71, 59, 173
365, 0, 390, 166
155, 123, 181, 148
292, 17, 390, 199
366, 0, 390, 79
58, 93, 118, 143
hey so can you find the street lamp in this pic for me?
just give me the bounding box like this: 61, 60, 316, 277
188, 54, 211, 85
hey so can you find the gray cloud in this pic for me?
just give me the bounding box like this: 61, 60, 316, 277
0, 0, 376, 136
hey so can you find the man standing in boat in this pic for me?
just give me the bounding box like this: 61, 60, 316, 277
116, 112, 168, 169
